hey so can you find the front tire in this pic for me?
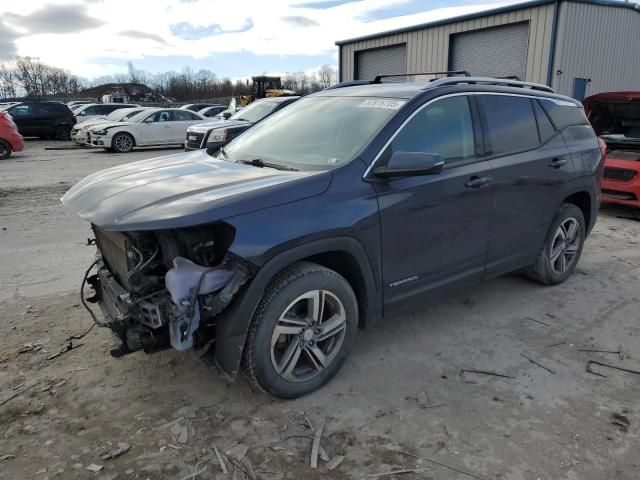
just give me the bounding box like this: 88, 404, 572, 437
244, 262, 358, 398
0, 140, 11, 160
111, 133, 134, 153
526, 203, 585, 285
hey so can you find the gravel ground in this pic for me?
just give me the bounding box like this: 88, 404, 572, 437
0, 140, 639, 480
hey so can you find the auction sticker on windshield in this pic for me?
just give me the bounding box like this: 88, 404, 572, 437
358, 99, 406, 110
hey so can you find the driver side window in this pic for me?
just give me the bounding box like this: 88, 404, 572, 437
147, 111, 174, 123
385, 96, 475, 165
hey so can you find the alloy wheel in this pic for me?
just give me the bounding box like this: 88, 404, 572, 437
115, 134, 132, 152
270, 290, 347, 382
549, 217, 581, 275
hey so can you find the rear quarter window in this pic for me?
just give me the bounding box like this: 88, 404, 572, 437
479, 95, 540, 155
539, 98, 589, 131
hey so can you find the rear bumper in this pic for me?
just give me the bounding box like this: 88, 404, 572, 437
601, 158, 640, 207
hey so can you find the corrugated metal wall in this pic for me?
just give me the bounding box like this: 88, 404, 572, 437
339, 4, 555, 84
553, 2, 640, 97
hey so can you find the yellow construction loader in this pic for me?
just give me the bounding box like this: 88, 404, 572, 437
239, 76, 297, 106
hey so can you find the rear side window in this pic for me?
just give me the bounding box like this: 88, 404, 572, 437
37, 103, 68, 115
386, 96, 475, 163
480, 95, 539, 155
539, 98, 588, 130
175, 110, 201, 121
533, 100, 557, 143
99, 105, 121, 114
83, 105, 101, 115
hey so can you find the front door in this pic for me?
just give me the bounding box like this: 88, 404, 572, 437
140, 110, 175, 145
374, 95, 493, 309
8, 103, 37, 136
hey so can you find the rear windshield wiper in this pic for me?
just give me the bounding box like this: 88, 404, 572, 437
237, 158, 298, 171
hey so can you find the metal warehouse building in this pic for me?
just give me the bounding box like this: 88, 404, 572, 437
336, 0, 640, 100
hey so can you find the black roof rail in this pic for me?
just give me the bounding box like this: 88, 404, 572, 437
323, 80, 372, 90
373, 71, 470, 84
425, 76, 555, 93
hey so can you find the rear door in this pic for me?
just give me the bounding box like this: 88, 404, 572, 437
374, 94, 493, 309
172, 110, 204, 142
478, 94, 573, 276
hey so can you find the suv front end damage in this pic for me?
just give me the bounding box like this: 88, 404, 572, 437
85, 223, 254, 358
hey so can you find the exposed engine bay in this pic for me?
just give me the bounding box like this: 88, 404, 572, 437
84, 223, 254, 357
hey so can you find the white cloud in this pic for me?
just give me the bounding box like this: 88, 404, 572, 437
1, 0, 526, 77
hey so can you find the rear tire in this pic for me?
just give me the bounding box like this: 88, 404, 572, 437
525, 203, 585, 285
0, 140, 11, 160
55, 126, 71, 141
244, 262, 358, 398
111, 133, 134, 153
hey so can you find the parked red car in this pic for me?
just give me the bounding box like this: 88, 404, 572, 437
584, 92, 640, 207
0, 111, 24, 160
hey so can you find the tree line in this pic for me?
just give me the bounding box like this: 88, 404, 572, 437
0, 57, 338, 101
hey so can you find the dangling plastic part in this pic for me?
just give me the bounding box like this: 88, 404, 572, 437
165, 257, 233, 351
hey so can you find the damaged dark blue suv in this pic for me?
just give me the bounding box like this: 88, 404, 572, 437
61, 76, 603, 398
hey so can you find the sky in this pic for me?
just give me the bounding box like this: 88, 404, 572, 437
0, 0, 528, 80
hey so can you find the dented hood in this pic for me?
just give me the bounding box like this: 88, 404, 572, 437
61, 149, 330, 231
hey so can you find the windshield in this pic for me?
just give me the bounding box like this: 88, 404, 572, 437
222, 96, 405, 170
105, 109, 136, 121
127, 110, 156, 123
230, 101, 279, 123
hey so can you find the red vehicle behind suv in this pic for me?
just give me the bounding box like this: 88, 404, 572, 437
584, 92, 640, 207
0, 111, 23, 160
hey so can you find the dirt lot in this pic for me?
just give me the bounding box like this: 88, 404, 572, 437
1, 140, 639, 480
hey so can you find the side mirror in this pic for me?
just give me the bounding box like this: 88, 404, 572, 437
78, 111, 86, 116
373, 151, 444, 178
222, 112, 232, 120
143, 117, 154, 123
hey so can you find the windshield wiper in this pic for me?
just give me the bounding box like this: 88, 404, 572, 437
237, 158, 298, 171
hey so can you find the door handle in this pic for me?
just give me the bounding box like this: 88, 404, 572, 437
465, 176, 491, 189
549, 157, 568, 169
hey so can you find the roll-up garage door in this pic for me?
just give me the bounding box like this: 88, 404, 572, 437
450, 22, 530, 80
356, 44, 407, 81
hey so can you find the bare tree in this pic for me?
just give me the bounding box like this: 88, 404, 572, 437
318, 64, 337, 88
0, 56, 332, 101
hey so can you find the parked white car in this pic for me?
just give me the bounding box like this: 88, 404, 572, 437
74, 103, 139, 123
87, 108, 206, 153
71, 107, 148, 145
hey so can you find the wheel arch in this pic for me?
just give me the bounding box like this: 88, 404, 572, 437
112, 130, 136, 147
561, 190, 593, 232
213, 236, 381, 377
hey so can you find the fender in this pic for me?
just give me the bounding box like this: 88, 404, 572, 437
214, 236, 381, 377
